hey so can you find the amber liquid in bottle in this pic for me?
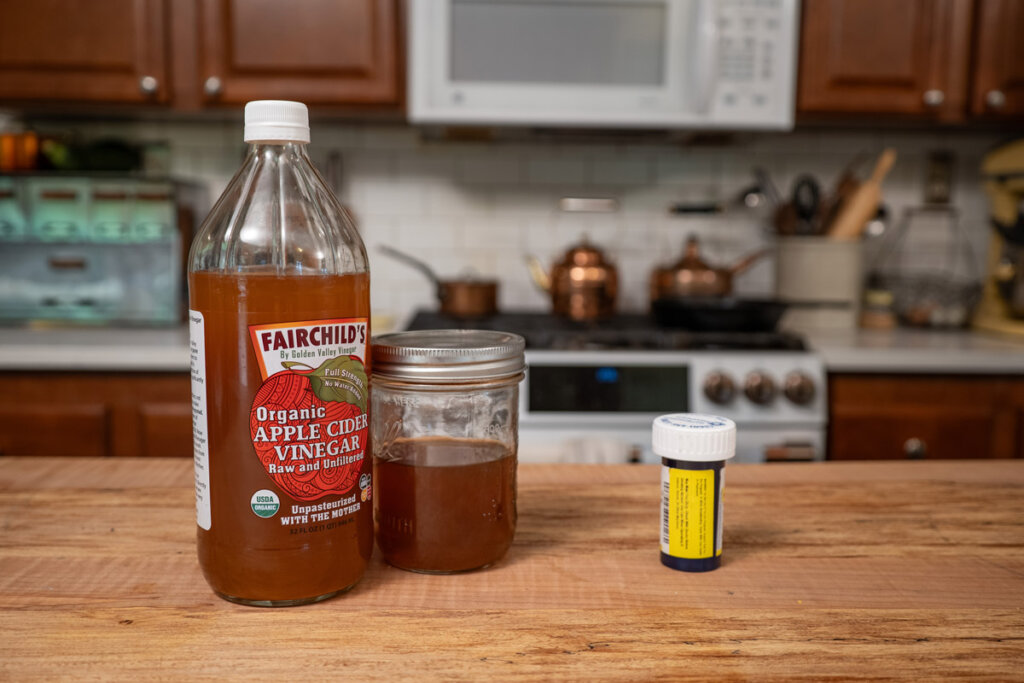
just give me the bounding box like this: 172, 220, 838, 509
374, 437, 516, 573
190, 104, 371, 606
190, 270, 372, 605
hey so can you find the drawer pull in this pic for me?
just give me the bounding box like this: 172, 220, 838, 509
903, 437, 927, 459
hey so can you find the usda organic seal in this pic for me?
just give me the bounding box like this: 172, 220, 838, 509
250, 489, 280, 518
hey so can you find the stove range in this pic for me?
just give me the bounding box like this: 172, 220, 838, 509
405, 310, 826, 464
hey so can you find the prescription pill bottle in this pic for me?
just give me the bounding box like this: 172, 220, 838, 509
654, 414, 736, 573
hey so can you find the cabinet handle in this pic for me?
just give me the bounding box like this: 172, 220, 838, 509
986, 90, 1007, 110
923, 90, 945, 108
139, 75, 159, 95
903, 437, 927, 460
204, 77, 223, 97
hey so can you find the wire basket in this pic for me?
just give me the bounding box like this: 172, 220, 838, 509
883, 273, 982, 328
870, 206, 982, 329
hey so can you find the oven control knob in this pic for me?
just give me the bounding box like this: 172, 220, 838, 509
744, 371, 777, 405
783, 371, 816, 405
703, 371, 736, 405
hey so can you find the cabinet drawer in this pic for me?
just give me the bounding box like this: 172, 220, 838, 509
829, 374, 1022, 460
830, 407, 997, 460
138, 403, 193, 458
0, 404, 109, 456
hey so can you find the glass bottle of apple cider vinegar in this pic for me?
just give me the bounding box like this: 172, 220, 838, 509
187, 101, 372, 606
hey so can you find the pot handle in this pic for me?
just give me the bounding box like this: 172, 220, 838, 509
525, 255, 551, 293
729, 248, 772, 277
378, 245, 445, 300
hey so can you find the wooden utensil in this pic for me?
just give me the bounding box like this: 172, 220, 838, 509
819, 151, 869, 233
828, 148, 897, 240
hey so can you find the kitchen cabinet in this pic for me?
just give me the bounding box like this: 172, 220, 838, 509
194, 0, 400, 107
797, 0, 971, 121
970, 0, 1024, 119
828, 374, 1023, 460
0, 0, 400, 110
0, 372, 191, 457
0, 0, 169, 104
798, 0, 1024, 122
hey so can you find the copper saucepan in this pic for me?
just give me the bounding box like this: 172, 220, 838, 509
379, 246, 498, 319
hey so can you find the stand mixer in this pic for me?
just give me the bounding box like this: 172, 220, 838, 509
975, 139, 1024, 336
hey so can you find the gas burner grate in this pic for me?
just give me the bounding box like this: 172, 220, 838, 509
406, 310, 806, 352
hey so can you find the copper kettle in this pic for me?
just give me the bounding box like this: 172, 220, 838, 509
650, 235, 769, 300
527, 238, 618, 320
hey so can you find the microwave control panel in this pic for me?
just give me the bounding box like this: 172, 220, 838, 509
716, 0, 789, 114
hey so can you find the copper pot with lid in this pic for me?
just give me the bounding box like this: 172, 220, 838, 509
650, 235, 769, 300
527, 238, 618, 321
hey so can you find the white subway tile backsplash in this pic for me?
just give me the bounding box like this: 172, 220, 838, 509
393, 216, 460, 250
39, 116, 1000, 323
589, 157, 652, 186
425, 182, 493, 216
457, 155, 522, 185
359, 126, 422, 150
525, 157, 586, 186
396, 155, 455, 180
459, 216, 523, 249
489, 188, 557, 217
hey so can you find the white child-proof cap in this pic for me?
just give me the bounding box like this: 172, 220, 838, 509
244, 100, 310, 143
652, 413, 736, 463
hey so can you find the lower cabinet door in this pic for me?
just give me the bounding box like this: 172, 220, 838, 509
138, 402, 194, 458
829, 408, 998, 460
828, 374, 1021, 460
0, 404, 109, 456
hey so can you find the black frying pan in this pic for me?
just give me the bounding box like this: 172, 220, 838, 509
651, 297, 788, 333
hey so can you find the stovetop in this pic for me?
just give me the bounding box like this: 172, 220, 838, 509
406, 311, 807, 352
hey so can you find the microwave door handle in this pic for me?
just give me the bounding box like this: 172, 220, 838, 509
693, 0, 720, 114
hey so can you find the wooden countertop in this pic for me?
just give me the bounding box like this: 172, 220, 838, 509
2, 458, 1023, 680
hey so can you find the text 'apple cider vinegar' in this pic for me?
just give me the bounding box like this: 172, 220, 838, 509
188, 101, 372, 606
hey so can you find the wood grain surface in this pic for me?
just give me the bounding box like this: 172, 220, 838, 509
1, 458, 1023, 680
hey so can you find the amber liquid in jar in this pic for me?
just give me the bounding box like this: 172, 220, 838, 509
374, 437, 516, 573
190, 270, 373, 605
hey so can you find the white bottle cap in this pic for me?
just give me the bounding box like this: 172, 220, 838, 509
652, 414, 736, 463
243, 100, 310, 143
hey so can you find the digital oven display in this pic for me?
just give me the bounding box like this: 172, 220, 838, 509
528, 365, 689, 413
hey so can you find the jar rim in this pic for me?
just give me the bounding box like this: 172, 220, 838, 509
371, 329, 526, 383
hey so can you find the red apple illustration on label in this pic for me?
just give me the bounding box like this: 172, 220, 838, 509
249, 356, 368, 501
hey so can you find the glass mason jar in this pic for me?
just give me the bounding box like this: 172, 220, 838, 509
371, 330, 526, 573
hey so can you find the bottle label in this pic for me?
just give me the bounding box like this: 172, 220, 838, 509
189, 310, 212, 530
660, 465, 721, 559
247, 318, 369, 502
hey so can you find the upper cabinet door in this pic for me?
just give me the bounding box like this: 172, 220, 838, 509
0, 0, 168, 104
797, 0, 970, 120
971, 0, 1024, 119
197, 0, 400, 107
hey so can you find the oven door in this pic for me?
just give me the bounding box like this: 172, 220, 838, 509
409, 0, 798, 129
518, 350, 825, 463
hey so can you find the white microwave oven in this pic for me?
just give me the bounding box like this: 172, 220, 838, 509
409, 0, 800, 130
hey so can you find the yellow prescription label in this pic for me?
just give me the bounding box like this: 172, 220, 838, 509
662, 467, 716, 559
